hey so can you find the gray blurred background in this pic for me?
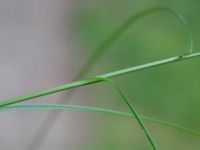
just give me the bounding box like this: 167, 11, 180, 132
0, 0, 84, 149
0, 0, 200, 150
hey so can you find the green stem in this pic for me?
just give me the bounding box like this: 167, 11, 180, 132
26, 6, 195, 150
1, 104, 200, 136
0, 52, 199, 108
96, 77, 157, 149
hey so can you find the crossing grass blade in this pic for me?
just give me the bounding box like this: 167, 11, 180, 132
1, 103, 200, 137
91, 77, 158, 149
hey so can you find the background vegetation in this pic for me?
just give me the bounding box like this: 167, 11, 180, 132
70, 0, 200, 149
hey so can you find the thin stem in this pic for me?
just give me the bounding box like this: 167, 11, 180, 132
1, 104, 200, 136
26, 6, 195, 150
103, 78, 158, 149
0, 52, 199, 108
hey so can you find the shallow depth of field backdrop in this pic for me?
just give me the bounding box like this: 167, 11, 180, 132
0, 0, 200, 150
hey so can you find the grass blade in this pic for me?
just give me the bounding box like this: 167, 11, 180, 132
0, 52, 199, 108
0, 6, 197, 149
1, 104, 200, 137
26, 6, 195, 150
92, 77, 157, 149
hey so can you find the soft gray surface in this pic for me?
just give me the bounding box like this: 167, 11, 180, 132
0, 1, 88, 150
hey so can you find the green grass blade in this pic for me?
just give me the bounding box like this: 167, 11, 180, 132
92, 77, 157, 149
1, 103, 200, 137
0, 52, 199, 108
0, 5, 197, 109
85, 6, 193, 62
26, 6, 195, 150
0, 6, 197, 150
142, 116, 200, 136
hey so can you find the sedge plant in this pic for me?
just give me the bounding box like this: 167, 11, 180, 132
26, 6, 195, 150
0, 6, 199, 150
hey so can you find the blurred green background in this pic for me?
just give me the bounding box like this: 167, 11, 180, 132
69, 0, 200, 149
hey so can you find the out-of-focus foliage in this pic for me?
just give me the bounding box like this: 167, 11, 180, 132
71, 0, 200, 149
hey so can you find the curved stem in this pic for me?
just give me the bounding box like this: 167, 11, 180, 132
1, 104, 200, 136
25, 6, 195, 150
